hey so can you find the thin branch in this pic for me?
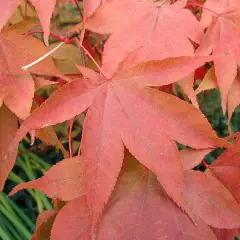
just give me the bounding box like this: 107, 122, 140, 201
25, 30, 66, 42
202, 159, 210, 169
75, 38, 109, 79
74, 0, 83, 19
80, 47, 86, 67
24, 0, 28, 20
157, 0, 169, 8
77, 142, 81, 156
64, 73, 82, 77
68, 117, 76, 158
77, 43, 87, 157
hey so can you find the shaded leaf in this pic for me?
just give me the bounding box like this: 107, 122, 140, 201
36, 126, 69, 159
211, 227, 240, 240
0, 105, 18, 192
51, 196, 91, 240
51, 155, 217, 240
180, 148, 212, 170
32, 210, 57, 240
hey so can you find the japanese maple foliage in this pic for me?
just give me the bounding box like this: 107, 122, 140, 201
197, 0, 240, 112
1, 0, 240, 239
0, 0, 56, 44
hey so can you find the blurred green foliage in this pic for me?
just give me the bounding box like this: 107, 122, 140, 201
0, 143, 56, 240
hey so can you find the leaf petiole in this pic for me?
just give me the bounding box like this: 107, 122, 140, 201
22, 42, 65, 71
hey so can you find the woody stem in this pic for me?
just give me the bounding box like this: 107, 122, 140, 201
75, 39, 109, 79
74, 0, 83, 19
24, 0, 28, 20
68, 117, 76, 158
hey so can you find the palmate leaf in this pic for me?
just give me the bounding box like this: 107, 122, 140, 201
183, 170, 240, 229
1, 1, 240, 239
197, 0, 240, 112
5, 55, 228, 228
50, 154, 238, 240
11, 153, 240, 239
82, 0, 203, 76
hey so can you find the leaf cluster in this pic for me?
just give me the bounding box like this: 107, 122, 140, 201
1, 0, 240, 239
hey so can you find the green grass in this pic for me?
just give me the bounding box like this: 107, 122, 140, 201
0, 143, 56, 240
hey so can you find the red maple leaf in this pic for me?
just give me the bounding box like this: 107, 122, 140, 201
208, 136, 240, 204
51, 196, 91, 240
183, 170, 240, 229
83, 0, 203, 76
12, 152, 240, 239
0, 105, 18, 195
195, 67, 240, 130
6, 55, 227, 228
197, 0, 240, 112
49, 155, 229, 240
180, 148, 212, 170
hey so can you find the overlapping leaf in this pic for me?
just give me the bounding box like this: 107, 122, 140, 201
36, 126, 69, 159
180, 148, 212, 170
0, 24, 57, 119
51, 196, 91, 240
1, 1, 240, 238
211, 227, 240, 240
10, 157, 84, 201
83, 0, 101, 17
205, 136, 240, 239
183, 170, 240, 229
5, 55, 228, 227
83, 0, 203, 76
51, 156, 218, 240
208, 137, 240, 203
32, 210, 57, 240
0, 105, 18, 192
197, 0, 240, 111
